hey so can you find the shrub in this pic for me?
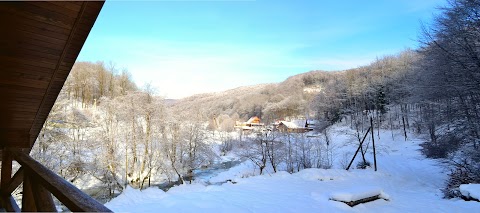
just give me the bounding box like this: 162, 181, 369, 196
443, 158, 480, 198
356, 161, 371, 169
421, 133, 462, 159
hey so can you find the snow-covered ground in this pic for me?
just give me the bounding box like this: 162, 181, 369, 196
105, 125, 480, 212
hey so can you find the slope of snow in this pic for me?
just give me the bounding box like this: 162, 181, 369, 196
105, 126, 480, 212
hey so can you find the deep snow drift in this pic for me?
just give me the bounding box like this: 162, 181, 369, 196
105, 126, 480, 212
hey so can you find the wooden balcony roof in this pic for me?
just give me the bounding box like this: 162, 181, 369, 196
0, 1, 104, 150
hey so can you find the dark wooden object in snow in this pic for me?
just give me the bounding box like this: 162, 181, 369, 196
331, 195, 385, 207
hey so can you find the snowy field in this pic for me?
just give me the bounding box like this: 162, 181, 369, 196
105, 126, 480, 212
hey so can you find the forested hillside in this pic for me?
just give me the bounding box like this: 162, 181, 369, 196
172, 50, 416, 130
31, 0, 479, 203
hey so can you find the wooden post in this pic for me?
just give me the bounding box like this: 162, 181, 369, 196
1, 167, 24, 196
1, 149, 20, 212
31, 177, 56, 212
1, 150, 13, 189
346, 127, 371, 170
371, 117, 377, 171
22, 171, 37, 212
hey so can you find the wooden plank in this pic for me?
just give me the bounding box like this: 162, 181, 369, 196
0, 7, 72, 31
0, 12, 71, 35
0, 70, 53, 83
77, 18, 99, 32
0, 130, 30, 147
60, 55, 77, 65
1, 105, 44, 115
3, 113, 37, 120
0, 17, 70, 43
12, 151, 112, 212
1, 93, 44, 103
0, 55, 57, 70
86, 1, 105, 11
0, 76, 50, 90
0, 45, 63, 63
344, 195, 382, 207
0, 125, 32, 131
1, 43, 63, 62
0, 126, 32, 136
0, 167, 24, 196
1, 62, 54, 76
0, 40, 64, 58
49, 1, 82, 12
69, 35, 92, 47
31, 176, 56, 212
2, 101, 42, 111
0, 110, 38, 120
0, 2, 76, 29
0, 84, 48, 96
29, 2, 79, 18
22, 172, 37, 212
5, 28, 68, 46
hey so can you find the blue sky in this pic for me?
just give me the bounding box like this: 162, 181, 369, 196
78, 0, 444, 99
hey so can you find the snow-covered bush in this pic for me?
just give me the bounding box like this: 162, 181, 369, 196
443, 160, 480, 198
356, 161, 371, 169
421, 132, 462, 159
443, 145, 480, 199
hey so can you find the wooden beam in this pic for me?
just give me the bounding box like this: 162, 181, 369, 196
1, 149, 13, 189
0, 150, 20, 212
339, 195, 382, 207
31, 177, 56, 212
11, 150, 112, 212
22, 173, 37, 212
0, 130, 30, 149
0, 167, 24, 196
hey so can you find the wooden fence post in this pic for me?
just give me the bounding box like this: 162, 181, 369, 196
346, 127, 371, 170
371, 117, 377, 171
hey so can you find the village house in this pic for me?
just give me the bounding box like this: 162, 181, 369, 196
235, 116, 265, 132
275, 119, 315, 133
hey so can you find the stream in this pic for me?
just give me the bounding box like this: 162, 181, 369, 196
81, 159, 243, 205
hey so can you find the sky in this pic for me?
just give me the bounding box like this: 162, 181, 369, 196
77, 0, 445, 99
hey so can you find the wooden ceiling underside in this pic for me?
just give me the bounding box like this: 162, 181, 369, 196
0, 1, 104, 149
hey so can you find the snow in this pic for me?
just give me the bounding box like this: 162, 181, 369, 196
329, 186, 387, 202
105, 124, 480, 212
460, 184, 480, 200
279, 121, 303, 129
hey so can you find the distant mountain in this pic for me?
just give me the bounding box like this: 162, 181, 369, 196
163, 99, 178, 106
170, 70, 332, 122
169, 50, 416, 125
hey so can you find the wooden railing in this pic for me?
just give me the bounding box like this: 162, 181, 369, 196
0, 149, 112, 212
